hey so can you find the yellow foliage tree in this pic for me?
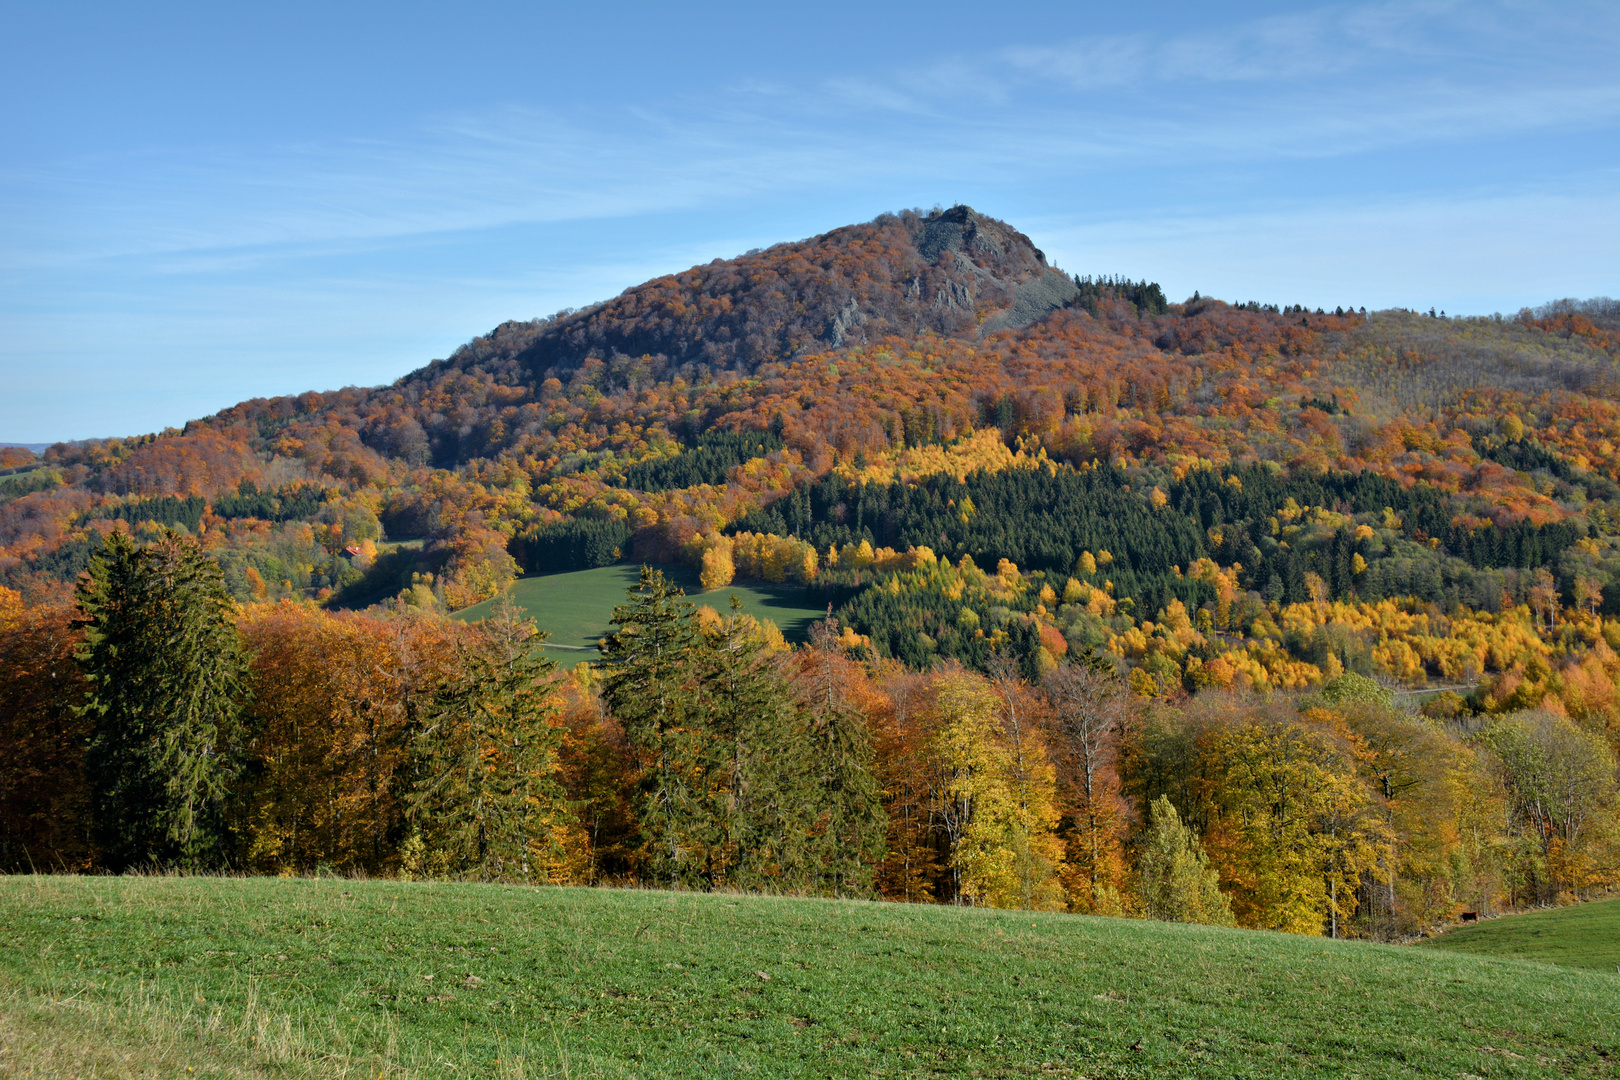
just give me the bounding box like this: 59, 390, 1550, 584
700, 538, 735, 590
1199, 713, 1388, 936
934, 673, 1067, 910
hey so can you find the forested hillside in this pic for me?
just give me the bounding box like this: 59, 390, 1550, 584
3, 206, 1618, 935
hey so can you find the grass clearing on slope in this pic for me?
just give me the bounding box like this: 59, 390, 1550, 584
3, 877, 1618, 1079
1419, 897, 1620, 973
455, 564, 824, 666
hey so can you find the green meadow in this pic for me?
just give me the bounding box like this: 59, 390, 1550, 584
1420, 897, 1620, 973
455, 564, 825, 666
4, 877, 1619, 1079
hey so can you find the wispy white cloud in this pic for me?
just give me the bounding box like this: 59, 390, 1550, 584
0, 101, 905, 270
1, 0, 1613, 274
893, 3, 1620, 158
996, 1, 1612, 90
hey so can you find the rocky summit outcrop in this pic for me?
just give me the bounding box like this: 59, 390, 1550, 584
420, 206, 1078, 387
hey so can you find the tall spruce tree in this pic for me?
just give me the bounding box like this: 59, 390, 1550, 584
76, 530, 247, 870
600, 567, 709, 885
796, 612, 886, 896
405, 599, 568, 881
697, 597, 814, 890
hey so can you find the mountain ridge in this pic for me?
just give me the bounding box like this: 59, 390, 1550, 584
4, 207, 1619, 692
5, 209, 1620, 958
409, 205, 1079, 390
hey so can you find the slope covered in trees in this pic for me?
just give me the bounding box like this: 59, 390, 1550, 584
418, 204, 1080, 389
2, 208, 1618, 930
5, 561, 1616, 938
3, 209, 1617, 691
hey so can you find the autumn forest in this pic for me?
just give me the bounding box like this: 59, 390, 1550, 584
3, 205, 1618, 941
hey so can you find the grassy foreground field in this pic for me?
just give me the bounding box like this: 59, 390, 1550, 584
455, 564, 825, 666
1420, 897, 1620, 973
3, 878, 1618, 1079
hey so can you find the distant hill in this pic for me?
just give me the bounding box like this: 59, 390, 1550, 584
3, 204, 1619, 695
6, 210, 1620, 947
407, 205, 1079, 391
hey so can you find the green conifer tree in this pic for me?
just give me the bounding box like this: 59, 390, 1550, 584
76, 530, 247, 870
406, 599, 568, 881
796, 612, 886, 896
697, 597, 813, 890
600, 567, 709, 885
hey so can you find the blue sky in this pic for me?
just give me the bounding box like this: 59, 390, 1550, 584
2, 1, 1617, 443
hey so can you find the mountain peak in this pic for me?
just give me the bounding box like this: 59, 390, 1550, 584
430, 206, 1078, 387
915, 204, 1038, 264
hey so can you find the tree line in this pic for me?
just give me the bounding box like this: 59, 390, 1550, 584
727, 460, 1585, 677
511, 519, 634, 575
79, 495, 207, 533
620, 431, 784, 492
212, 480, 335, 523
2, 533, 1614, 940
1070, 275, 1168, 319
